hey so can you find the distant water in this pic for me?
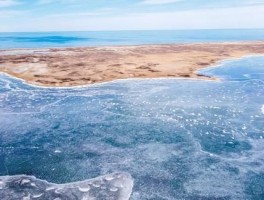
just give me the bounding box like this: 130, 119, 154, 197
0, 56, 264, 199
1, 29, 264, 49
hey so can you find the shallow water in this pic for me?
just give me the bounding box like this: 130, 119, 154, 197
0, 56, 264, 199
1, 29, 264, 49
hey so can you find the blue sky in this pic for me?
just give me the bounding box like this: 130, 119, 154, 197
0, 0, 264, 32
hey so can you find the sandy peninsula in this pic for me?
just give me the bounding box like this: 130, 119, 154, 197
0, 42, 264, 87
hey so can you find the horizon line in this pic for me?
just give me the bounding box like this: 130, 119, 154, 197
1, 28, 264, 34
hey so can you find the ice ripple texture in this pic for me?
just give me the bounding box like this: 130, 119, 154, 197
0, 56, 264, 199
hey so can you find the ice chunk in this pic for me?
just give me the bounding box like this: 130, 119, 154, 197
0, 172, 133, 200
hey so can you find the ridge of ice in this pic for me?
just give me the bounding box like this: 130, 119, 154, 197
0, 172, 133, 200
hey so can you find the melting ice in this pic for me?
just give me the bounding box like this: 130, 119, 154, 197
0, 56, 264, 199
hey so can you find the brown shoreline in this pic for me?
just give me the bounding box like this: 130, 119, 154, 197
0, 41, 264, 87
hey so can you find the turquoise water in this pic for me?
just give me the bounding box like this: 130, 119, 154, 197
1, 29, 264, 49
0, 56, 263, 199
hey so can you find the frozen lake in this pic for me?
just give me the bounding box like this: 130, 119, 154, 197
0, 56, 263, 199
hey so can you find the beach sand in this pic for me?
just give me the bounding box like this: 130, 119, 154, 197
0, 42, 264, 87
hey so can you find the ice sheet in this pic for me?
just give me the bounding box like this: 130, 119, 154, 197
0, 56, 264, 199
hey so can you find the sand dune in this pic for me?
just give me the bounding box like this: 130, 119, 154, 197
1, 42, 264, 87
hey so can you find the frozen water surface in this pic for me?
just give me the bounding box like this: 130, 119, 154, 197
0, 56, 264, 199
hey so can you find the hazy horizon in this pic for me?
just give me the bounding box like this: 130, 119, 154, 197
2, 28, 264, 34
